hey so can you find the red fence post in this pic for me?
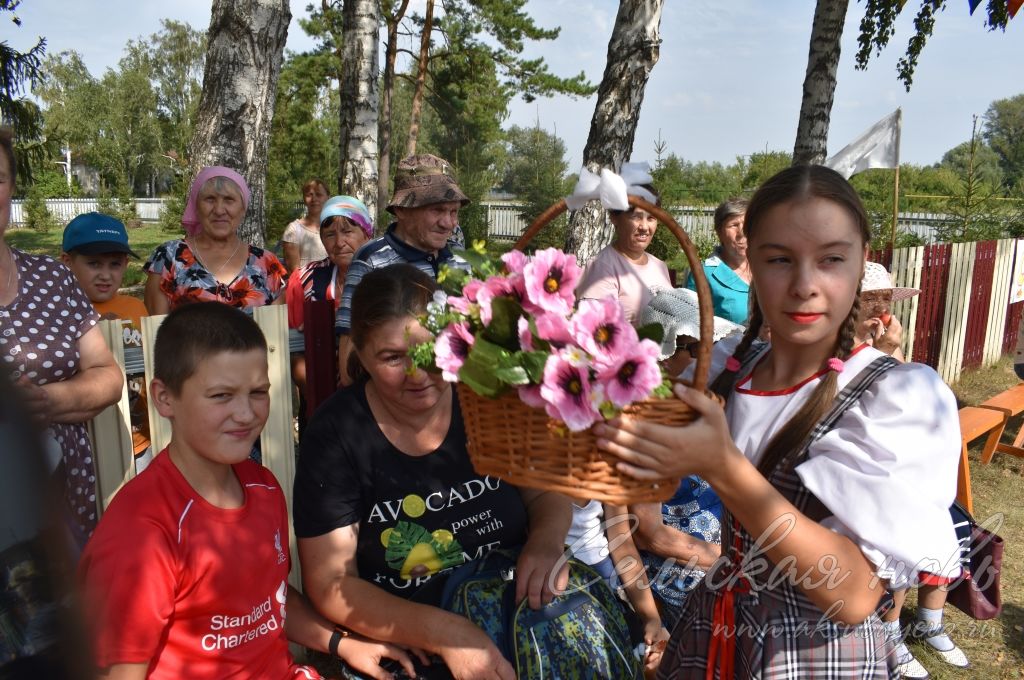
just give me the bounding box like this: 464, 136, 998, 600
962, 241, 996, 370
303, 299, 338, 417
1003, 301, 1024, 355
912, 243, 952, 368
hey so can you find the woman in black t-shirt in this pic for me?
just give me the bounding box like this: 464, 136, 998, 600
294, 264, 573, 680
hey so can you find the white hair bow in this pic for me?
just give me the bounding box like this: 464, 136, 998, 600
564, 162, 657, 211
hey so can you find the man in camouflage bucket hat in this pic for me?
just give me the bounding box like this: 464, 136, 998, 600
334, 154, 471, 384
387, 153, 470, 213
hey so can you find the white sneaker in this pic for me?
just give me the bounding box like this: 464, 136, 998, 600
931, 644, 970, 669
894, 645, 930, 679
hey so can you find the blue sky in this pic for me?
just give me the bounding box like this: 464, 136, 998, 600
8, 1, 1022, 169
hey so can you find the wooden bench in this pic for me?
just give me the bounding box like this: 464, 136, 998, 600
978, 383, 1024, 463
957, 406, 1007, 515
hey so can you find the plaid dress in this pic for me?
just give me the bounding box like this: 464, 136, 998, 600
658, 354, 900, 680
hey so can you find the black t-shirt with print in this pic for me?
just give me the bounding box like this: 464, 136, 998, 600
293, 383, 528, 600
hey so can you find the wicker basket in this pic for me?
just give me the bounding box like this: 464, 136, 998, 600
459, 195, 718, 504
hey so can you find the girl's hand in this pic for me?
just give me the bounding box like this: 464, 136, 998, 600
515, 537, 569, 610
642, 622, 671, 679
594, 384, 734, 483
338, 634, 417, 680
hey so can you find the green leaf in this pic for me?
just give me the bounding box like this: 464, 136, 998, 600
482, 296, 523, 350
494, 365, 530, 385
458, 336, 512, 398
518, 350, 549, 383
636, 322, 665, 344
453, 247, 494, 276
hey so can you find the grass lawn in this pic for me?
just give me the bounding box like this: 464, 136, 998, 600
6, 222, 172, 289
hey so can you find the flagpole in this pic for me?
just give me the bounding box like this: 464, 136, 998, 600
889, 108, 902, 251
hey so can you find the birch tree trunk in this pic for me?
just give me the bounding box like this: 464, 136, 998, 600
564, 0, 664, 264
339, 0, 381, 222
378, 0, 410, 216
792, 0, 849, 166
189, 0, 290, 247
406, 0, 435, 156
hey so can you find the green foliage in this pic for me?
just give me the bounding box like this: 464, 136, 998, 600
499, 124, 571, 251
983, 93, 1024, 193
855, 0, 1009, 91
650, 153, 745, 207
28, 168, 76, 198
96, 188, 139, 228
1, 0, 50, 184
23, 185, 60, 232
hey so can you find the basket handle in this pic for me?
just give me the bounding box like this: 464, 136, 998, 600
513, 197, 714, 393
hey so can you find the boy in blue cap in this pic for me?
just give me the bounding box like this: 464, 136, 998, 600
62, 212, 151, 463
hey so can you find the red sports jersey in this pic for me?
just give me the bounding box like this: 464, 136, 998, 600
79, 451, 317, 679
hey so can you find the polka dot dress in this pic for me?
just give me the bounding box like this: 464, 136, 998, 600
0, 249, 101, 541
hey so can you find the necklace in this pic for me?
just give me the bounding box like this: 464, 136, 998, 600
190, 237, 242, 280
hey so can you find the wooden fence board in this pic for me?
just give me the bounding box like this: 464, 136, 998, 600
984, 240, 1015, 365
889, 245, 924, 360
938, 242, 976, 383
90, 320, 136, 515
253, 306, 299, 587
962, 241, 996, 369
141, 314, 172, 454
913, 244, 951, 367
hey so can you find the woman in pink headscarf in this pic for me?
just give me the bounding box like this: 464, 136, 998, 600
143, 167, 287, 314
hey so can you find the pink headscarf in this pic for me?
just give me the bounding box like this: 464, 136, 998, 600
181, 166, 252, 237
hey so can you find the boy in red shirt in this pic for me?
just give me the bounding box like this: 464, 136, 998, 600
78, 302, 413, 680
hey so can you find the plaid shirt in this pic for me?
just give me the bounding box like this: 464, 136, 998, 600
335, 223, 467, 333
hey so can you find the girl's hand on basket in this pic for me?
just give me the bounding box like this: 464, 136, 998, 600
594, 384, 736, 482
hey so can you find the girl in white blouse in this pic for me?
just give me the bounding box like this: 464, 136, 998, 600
595, 165, 962, 679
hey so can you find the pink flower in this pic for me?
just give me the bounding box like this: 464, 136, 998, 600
435, 322, 475, 381
477, 275, 515, 325
518, 316, 534, 351
534, 312, 573, 346
570, 298, 639, 369
501, 250, 528, 275
523, 248, 581, 316
540, 349, 600, 431
447, 278, 483, 314
597, 340, 663, 408
518, 384, 546, 409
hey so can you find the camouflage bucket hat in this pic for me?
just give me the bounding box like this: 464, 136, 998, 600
387, 154, 470, 214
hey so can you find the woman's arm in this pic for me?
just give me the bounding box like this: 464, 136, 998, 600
515, 488, 572, 609
298, 525, 514, 680
282, 241, 300, 273
596, 385, 886, 625
631, 501, 720, 571
40, 325, 123, 424
144, 272, 169, 316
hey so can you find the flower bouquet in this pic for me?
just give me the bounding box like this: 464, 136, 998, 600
409, 196, 716, 504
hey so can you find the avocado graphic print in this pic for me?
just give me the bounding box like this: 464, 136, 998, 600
384, 520, 465, 579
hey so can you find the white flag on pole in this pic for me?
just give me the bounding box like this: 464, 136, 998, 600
825, 109, 901, 179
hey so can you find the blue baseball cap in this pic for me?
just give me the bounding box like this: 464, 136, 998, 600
62, 212, 139, 258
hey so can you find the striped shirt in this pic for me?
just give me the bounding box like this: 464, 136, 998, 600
335, 223, 468, 333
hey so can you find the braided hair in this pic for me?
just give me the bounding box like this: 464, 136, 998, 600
710, 165, 871, 476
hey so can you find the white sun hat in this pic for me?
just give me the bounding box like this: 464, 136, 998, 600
640, 287, 745, 359
862, 261, 920, 301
